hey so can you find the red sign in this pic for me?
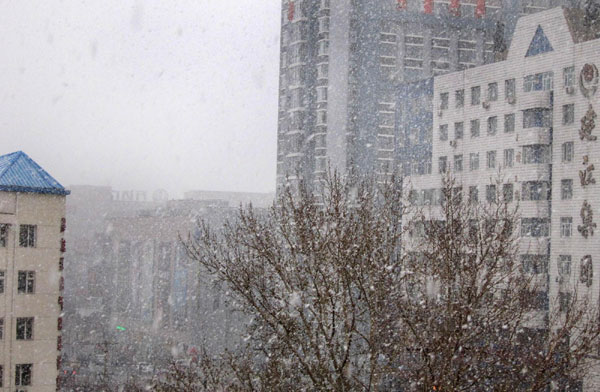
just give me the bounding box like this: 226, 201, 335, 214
424, 0, 433, 13
475, 0, 485, 18
449, 0, 460, 16
288, 1, 295, 21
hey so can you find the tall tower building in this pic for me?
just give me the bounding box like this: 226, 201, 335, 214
276, 0, 581, 191
0, 151, 69, 391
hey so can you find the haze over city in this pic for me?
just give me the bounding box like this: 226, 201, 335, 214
0, 0, 281, 197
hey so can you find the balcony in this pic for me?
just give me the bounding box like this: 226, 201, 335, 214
519, 200, 551, 218
519, 90, 553, 110
517, 127, 551, 146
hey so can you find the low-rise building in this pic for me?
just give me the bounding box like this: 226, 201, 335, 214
0, 151, 69, 391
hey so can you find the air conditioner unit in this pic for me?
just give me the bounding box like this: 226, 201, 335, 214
555, 276, 564, 284
449, 140, 457, 148
507, 96, 516, 104
565, 86, 575, 95
482, 101, 490, 109
438, 109, 443, 117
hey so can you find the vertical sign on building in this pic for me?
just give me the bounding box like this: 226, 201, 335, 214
424, 0, 433, 14
288, 1, 295, 21
397, 0, 407, 10
475, 0, 486, 18
449, 0, 460, 16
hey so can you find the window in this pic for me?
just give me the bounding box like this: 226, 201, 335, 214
522, 145, 550, 164
563, 66, 575, 88
504, 113, 515, 133
0, 318, 4, 340
15, 364, 32, 386
487, 151, 496, 169
562, 142, 574, 162
439, 124, 448, 141
521, 218, 550, 237
318, 40, 329, 56
504, 149, 514, 168
439, 156, 447, 173
16, 318, 33, 340
440, 92, 449, 110
487, 82, 498, 101
505, 78, 516, 100
317, 63, 328, 79
559, 292, 572, 313
523, 109, 552, 128
469, 153, 479, 171
316, 86, 327, 102
558, 255, 572, 276
503, 184, 514, 202
522, 181, 550, 201
562, 104, 574, 125
471, 86, 480, 105
521, 254, 548, 274
454, 155, 463, 172
523, 71, 553, 92
455, 89, 464, 108
470, 119, 480, 137
560, 217, 573, 237
487, 116, 497, 135
19, 225, 36, 248
0, 224, 8, 247
318, 16, 329, 33
561, 179, 573, 200
486, 184, 497, 203
454, 122, 464, 139
17, 271, 35, 294
0, 271, 4, 295
469, 186, 478, 204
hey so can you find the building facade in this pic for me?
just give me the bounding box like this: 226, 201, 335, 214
276, 0, 582, 191
408, 7, 600, 389
0, 151, 69, 392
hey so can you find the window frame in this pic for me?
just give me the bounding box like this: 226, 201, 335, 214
18, 225, 36, 248
16, 317, 34, 341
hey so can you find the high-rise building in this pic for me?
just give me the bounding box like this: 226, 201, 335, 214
276, 0, 581, 191
0, 151, 69, 391
408, 7, 600, 388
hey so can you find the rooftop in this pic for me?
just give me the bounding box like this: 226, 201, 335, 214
0, 151, 70, 195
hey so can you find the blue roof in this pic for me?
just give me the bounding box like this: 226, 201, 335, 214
0, 151, 69, 195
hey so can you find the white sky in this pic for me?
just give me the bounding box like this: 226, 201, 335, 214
0, 0, 281, 198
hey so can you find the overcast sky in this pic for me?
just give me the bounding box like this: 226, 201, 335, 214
0, 0, 281, 198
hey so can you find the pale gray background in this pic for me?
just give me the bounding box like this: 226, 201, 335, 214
0, 1, 281, 197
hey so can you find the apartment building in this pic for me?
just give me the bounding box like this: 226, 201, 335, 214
276, 0, 581, 192
0, 151, 69, 392
408, 7, 600, 389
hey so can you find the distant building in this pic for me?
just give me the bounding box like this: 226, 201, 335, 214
0, 151, 69, 391
183, 190, 275, 208
276, 0, 583, 191
62, 186, 249, 388
408, 7, 600, 389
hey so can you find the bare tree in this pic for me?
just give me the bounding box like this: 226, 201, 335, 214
182, 174, 600, 391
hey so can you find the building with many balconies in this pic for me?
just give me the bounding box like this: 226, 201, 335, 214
276, 0, 582, 193
407, 7, 600, 389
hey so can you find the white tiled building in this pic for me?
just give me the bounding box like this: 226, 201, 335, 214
0, 151, 68, 392
408, 7, 600, 389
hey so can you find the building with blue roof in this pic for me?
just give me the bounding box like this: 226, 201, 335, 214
0, 150, 68, 391
0, 151, 69, 195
